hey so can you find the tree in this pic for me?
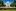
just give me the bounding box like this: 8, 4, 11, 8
0, 1, 6, 7
10, 2, 14, 7
2, 1, 6, 7
14, 0, 16, 7
0, 0, 2, 6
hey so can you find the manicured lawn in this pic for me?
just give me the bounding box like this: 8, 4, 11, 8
0, 9, 16, 11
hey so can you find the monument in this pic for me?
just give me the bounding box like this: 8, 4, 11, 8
6, 1, 10, 7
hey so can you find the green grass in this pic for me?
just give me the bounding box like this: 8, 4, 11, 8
0, 9, 16, 11
4, 9, 16, 11
0, 10, 3, 11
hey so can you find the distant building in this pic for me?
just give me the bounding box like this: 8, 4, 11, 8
6, 1, 10, 7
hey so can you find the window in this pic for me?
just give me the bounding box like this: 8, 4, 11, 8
7, 3, 9, 4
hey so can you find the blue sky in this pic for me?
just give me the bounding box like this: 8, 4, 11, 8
2, 0, 14, 3
2, 0, 14, 5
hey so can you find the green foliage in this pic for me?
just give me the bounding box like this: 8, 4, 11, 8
0, 1, 6, 7
10, 3, 14, 7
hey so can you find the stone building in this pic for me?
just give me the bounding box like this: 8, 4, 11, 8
6, 1, 10, 7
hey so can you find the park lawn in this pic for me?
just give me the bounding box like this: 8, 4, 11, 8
0, 10, 16, 11
4, 8, 16, 11
0, 8, 16, 11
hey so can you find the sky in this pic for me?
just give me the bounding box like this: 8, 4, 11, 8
2, 0, 14, 5
2, 0, 14, 3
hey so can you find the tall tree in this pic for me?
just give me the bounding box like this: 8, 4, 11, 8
0, 0, 2, 6
0, 0, 6, 7
10, 2, 14, 7
14, 0, 16, 7
2, 1, 6, 7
